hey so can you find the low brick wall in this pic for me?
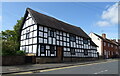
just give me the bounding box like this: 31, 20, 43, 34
63, 57, 98, 62
35, 57, 98, 64
2, 56, 25, 66
36, 57, 59, 64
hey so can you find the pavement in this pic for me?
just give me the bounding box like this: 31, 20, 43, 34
1, 59, 119, 75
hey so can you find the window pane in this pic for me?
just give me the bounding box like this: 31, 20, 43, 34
41, 45, 45, 53
50, 46, 55, 54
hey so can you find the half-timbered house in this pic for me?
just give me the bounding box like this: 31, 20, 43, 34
20, 8, 98, 63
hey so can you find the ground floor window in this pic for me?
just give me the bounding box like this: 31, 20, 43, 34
41, 44, 46, 54
50, 45, 55, 54
39, 44, 56, 56
71, 48, 75, 55
84, 50, 88, 55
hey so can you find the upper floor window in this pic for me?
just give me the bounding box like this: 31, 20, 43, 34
26, 30, 30, 39
111, 44, 113, 47
104, 42, 106, 46
108, 43, 110, 47
49, 29, 55, 37
70, 35, 76, 42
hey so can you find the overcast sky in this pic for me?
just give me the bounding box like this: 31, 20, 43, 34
2, 2, 118, 39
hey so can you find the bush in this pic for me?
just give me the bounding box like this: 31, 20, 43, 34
16, 50, 25, 56
2, 50, 16, 56
2, 50, 25, 56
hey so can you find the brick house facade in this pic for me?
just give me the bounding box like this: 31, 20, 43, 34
89, 33, 119, 58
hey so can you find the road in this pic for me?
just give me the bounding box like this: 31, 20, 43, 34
37, 60, 119, 74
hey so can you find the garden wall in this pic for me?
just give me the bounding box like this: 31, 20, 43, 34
2, 56, 25, 66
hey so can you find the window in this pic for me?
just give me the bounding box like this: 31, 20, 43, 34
83, 39, 88, 44
111, 44, 113, 47
70, 35, 76, 42
49, 29, 55, 37
108, 43, 110, 47
26, 30, 30, 39
71, 48, 75, 55
41, 45, 45, 54
50, 46, 55, 54
50, 30, 54, 37
104, 42, 106, 46
84, 50, 88, 55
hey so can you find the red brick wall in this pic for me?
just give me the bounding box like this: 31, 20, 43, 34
2, 56, 25, 66
103, 41, 118, 58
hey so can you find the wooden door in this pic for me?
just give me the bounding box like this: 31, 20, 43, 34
57, 46, 63, 62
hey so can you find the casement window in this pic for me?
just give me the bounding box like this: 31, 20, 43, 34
70, 35, 76, 42
26, 30, 30, 39
48, 29, 55, 37
83, 39, 88, 44
108, 43, 110, 47
41, 45, 45, 54
104, 42, 106, 46
50, 30, 54, 37
84, 50, 88, 55
50, 46, 55, 54
71, 48, 75, 55
111, 44, 113, 47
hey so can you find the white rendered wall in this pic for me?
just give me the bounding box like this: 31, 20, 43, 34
89, 33, 102, 56
20, 13, 37, 54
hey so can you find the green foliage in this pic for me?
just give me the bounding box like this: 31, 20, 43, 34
1, 17, 24, 56
16, 50, 25, 56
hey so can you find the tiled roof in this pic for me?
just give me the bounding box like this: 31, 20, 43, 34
94, 33, 118, 45
27, 8, 90, 39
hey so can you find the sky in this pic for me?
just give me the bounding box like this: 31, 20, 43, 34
1, 2, 118, 39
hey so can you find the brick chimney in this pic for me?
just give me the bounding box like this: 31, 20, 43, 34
102, 33, 106, 39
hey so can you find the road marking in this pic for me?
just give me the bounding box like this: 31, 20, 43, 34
39, 60, 117, 73
94, 70, 108, 74
12, 60, 118, 75
9, 68, 20, 71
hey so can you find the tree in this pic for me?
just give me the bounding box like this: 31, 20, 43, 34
1, 17, 24, 56
13, 17, 24, 51
14, 17, 24, 42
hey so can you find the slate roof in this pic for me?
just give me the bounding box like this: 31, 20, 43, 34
26, 8, 90, 39
94, 33, 118, 46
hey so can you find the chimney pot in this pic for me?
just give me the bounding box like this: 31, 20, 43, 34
102, 33, 106, 39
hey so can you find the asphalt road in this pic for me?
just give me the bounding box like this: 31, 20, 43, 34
37, 60, 119, 74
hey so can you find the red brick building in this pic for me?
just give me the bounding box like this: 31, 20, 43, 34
89, 33, 119, 59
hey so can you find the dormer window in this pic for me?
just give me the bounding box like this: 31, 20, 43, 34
83, 39, 88, 44
70, 35, 76, 42
48, 29, 55, 37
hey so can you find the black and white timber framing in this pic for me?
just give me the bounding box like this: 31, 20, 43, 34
20, 8, 98, 58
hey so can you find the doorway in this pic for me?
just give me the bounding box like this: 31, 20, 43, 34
57, 46, 63, 62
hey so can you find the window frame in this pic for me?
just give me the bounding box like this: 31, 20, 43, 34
70, 48, 75, 55
50, 45, 55, 54
84, 50, 88, 55
40, 44, 46, 54
70, 34, 76, 42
